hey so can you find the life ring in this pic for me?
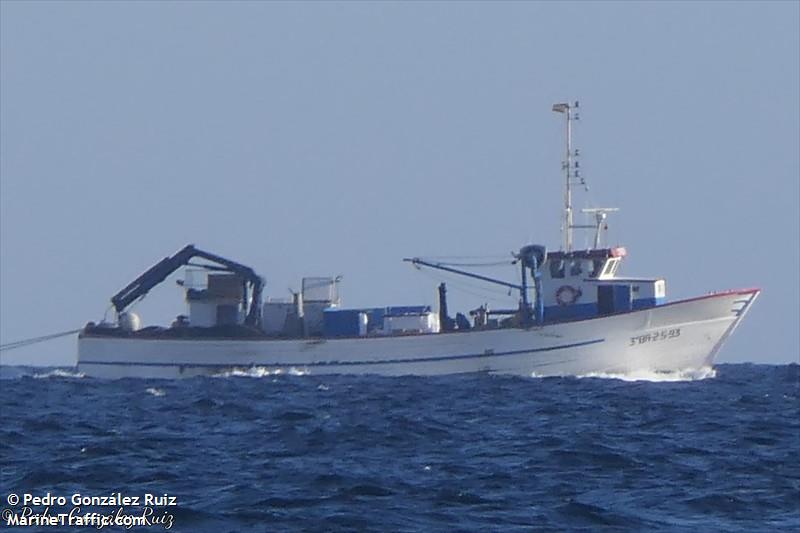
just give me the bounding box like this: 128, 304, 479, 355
556, 285, 582, 306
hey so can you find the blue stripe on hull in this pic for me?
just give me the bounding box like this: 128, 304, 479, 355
80, 338, 605, 368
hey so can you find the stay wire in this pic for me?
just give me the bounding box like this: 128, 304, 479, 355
0, 328, 83, 352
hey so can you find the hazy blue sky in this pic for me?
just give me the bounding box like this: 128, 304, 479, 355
1, 1, 798, 366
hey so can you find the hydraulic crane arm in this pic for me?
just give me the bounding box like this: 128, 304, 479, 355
110, 244, 264, 328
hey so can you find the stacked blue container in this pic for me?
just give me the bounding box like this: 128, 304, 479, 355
323, 309, 363, 338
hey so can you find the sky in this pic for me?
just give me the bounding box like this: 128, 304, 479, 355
1, 1, 798, 366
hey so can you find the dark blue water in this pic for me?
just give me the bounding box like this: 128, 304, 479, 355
1, 364, 797, 532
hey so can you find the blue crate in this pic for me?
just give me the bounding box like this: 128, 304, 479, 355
323, 309, 363, 338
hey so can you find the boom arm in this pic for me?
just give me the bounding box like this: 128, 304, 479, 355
405, 245, 546, 326
111, 244, 264, 328
403, 258, 524, 291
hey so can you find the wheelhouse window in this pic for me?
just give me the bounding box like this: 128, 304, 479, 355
601, 259, 618, 278
590, 259, 604, 278
569, 259, 583, 277
549, 259, 565, 279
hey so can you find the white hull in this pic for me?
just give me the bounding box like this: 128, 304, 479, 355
77, 289, 759, 379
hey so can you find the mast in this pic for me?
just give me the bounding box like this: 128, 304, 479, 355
552, 101, 619, 251
552, 101, 579, 251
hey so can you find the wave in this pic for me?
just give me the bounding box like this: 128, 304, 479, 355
0, 366, 81, 379
575, 366, 717, 382
32, 368, 85, 379
528, 366, 717, 382
211, 366, 308, 378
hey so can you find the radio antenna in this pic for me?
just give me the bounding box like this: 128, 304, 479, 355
552, 101, 618, 250
552, 101, 581, 251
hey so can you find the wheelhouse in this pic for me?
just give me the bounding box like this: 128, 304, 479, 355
540, 247, 666, 322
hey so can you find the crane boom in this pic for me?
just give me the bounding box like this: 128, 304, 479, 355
110, 244, 264, 328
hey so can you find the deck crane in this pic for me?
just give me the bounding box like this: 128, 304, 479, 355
110, 244, 264, 328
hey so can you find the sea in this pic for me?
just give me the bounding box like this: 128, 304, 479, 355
0, 363, 797, 532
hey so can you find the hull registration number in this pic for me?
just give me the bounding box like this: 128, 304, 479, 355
629, 328, 681, 346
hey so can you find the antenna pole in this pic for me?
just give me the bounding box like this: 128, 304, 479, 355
580, 207, 619, 248
552, 101, 577, 251
565, 107, 573, 252
553, 102, 619, 251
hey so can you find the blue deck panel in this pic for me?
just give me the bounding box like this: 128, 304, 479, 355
545, 296, 664, 322
323, 309, 364, 337
544, 303, 596, 322
632, 297, 663, 310
614, 285, 632, 312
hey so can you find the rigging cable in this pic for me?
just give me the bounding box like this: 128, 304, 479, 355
0, 328, 82, 352
413, 266, 517, 306
416, 259, 517, 268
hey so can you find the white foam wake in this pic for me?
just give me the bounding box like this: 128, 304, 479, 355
575, 366, 717, 382
145, 387, 166, 396
33, 368, 85, 379
212, 366, 308, 378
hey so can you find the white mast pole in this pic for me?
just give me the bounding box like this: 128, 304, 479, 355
565, 106, 573, 252
552, 102, 574, 251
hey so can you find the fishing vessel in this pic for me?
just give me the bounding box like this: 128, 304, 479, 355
77, 102, 760, 379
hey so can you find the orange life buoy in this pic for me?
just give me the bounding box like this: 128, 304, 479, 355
556, 285, 582, 306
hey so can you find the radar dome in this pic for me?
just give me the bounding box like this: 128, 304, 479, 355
119, 312, 142, 332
